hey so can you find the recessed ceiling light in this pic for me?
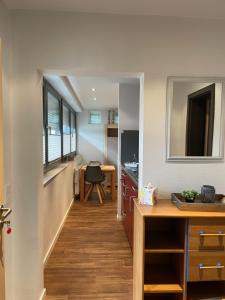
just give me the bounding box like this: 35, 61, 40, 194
93, 97, 97, 101
92, 88, 96, 92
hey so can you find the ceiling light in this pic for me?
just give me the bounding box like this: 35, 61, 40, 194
93, 97, 97, 101
92, 88, 96, 92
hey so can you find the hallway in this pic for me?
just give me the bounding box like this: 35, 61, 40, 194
44, 198, 133, 300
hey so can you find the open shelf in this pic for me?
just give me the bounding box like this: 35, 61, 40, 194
144, 283, 183, 293
145, 234, 185, 253
145, 218, 185, 253
144, 294, 183, 300
187, 281, 225, 300
144, 253, 184, 295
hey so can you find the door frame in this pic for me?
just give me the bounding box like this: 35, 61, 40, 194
0, 38, 5, 300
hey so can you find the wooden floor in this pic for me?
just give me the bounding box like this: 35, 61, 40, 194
44, 195, 133, 300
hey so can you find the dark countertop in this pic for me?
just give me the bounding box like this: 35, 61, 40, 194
122, 165, 138, 186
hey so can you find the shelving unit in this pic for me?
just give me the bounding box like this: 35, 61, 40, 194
143, 218, 186, 299
133, 199, 225, 300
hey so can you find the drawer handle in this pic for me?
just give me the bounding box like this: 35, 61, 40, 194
199, 231, 225, 237
199, 263, 224, 270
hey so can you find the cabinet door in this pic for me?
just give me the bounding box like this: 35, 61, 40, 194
129, 188, 138, 251
123, 194, 130, 241
126, 181, 138, 251
121, 173, 127, 215
121, 172, 138, 251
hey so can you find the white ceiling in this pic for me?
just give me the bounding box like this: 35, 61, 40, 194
44, 74, 139, 110
69, 76, 119, 110
3, 0, 225, 20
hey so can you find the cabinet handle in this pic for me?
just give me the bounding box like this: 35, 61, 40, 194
122, 211, 127, 217
132, 186, 137, 192
123, 186, 128, 197
129, 195, 136, 211
199, 263, 224, 270
199, 231, 225, 236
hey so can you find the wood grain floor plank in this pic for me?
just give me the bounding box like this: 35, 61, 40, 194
45, 196, 133, 300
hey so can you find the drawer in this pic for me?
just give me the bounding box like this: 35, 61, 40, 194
188, 251, 225, 282
189, 218, 225, 251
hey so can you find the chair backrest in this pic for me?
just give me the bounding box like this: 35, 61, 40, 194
85, 165, 105, 183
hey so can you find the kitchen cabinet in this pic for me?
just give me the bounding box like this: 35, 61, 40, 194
121, 170, 138, 252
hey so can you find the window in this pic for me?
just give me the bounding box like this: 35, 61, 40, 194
63, 104, 71, 156
71, 113, 76, 152
43, 79, 77, 169
89, 111, 102, 124
47, 92, 61, 162
43, 127, 46, 165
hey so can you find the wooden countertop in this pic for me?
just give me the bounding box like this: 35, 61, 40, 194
134, 199, 225, 218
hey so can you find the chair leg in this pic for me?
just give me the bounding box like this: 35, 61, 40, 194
84, 184, 94, 202
99, 184, 106, 199
96, 184, 103, 204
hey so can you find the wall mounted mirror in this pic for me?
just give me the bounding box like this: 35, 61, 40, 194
166, 77, 224, 161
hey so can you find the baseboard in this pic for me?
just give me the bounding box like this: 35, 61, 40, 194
39, 288, 46, 300
43, 198, 74, 266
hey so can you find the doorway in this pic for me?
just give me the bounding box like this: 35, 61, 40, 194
186, 83, 215, 156
42, 71, 143, 299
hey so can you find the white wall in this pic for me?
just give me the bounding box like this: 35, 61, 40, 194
117, 83, 140, 215
106, 136, 118, 166
8, 9, 225, 299
119, 83, 140, 131
77, 110, 108, 164
0, 1, 13, 300
42, 162, 74, 264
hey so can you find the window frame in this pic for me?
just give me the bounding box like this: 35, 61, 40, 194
62, 100, 72, 157
70, 110, 77, 153
43, 79, 77, 171
89, 111, 102, 125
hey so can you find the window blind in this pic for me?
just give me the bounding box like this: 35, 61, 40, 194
63, 105, 71, 155
43, 79, 77, 169
43, 127, 46, 165
71, 113, 76, 152
47, 92, 61, 162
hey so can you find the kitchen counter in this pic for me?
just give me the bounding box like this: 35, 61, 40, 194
121, 166, 138, 252
121, 165, 138, 186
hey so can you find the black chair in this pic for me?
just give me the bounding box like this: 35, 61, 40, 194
84, 165, 106, 204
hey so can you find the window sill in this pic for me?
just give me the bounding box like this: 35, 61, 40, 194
43, 163, 69, 187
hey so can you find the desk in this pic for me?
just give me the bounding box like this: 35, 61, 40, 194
79, 165, 116, 202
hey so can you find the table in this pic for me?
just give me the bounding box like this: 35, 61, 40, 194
79, 165, 116, 202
